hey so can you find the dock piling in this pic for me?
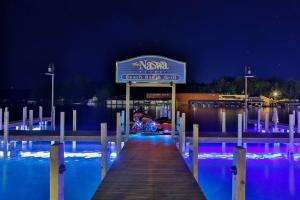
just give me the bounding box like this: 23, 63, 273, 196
116, 112, 121, 154
297, 111, 300, 133
3, 110, 9, 158
179, 113, 186, 153
293, 110, 296, 126
50, 142, 65, 200
125, 83, 130, 141
257, 108, 261, 131
52, 107, 56, 130
72, 110, 77, 132
29, 110, 33, 130
39, 106, 43, 124
238, 114, 243, 146
232, 146, 246, 200
289, 114, 294, 155
273, 108, 278, 132
22, 106, 27, 128
121, 110, 125, 133
171, 84, 176, 138
60, 112, 65, 143
0, 108, 2, 131
193, 124, 199, 182
221, 111, 227, 154
176, 111, 180, 131
101, 123, 108, 181
243, 112, 247, 132
72, 110, 77, 148
222, 110, 226, 133
265, 112, 269, 133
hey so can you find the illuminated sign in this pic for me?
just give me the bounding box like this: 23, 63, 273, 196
116, 55, 186, 83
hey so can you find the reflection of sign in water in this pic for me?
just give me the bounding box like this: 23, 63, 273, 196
116, 55, 186, 83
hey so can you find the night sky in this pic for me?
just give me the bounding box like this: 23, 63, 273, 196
1, 0, 300, 90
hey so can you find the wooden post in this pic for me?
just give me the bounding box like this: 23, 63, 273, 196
60, 112, 65, 143
176, 111, 180, 131
297, 111, 300, 133
171, 84, 176, 138
293, 110, 296, 127
238, 114, 243, 146
72, 110, 77, 132
289, 114, 294, 155
121, 110, 125, 133
50, 142, 65, 200
72, 110, 77, 148
29, 110, 33, 130
242, 112, 246, 132
22, 106, 27, 128
257, 108, 261, 131
232, 146, 246, 200
273, 108, 278, 132
116, 112, 121, 154
3, 110, 9, 158
125, 83, 130, 141
39, 106, 43, 123
222, 110, 226, 133
52, 107, 56, 130
167, 104, 171, 119
179, 113, 186, 153
265, 112, 269, 133
0, 108, 2, 131
101, 123, 108, 181
193, 124, 199, 182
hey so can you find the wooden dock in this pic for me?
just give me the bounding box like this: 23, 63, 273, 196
0, 130, 299, 143
93, 137, 206, 200
8, 117, 52, 128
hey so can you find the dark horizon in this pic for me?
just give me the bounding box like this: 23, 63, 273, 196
1, 0, 300, 90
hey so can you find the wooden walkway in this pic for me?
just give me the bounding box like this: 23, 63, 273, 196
8, 117, 52, 128
93, 137, 206, 200
1, 130, 300, 143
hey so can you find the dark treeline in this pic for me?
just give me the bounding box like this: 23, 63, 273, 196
1, 77, 300, 104
178, 76, 300, 99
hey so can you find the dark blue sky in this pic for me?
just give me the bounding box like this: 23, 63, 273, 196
1, 0, 300, 89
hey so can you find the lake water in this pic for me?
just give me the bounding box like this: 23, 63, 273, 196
1, 105, 299, 199
0, 139, 299, 200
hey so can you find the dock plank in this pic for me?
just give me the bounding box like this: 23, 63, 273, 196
93, 137, 206, 200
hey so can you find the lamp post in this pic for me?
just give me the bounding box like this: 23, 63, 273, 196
244, 66, 254, 132
45, 63, 55, 130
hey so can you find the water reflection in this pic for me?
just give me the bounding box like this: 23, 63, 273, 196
289, 155, 295, 196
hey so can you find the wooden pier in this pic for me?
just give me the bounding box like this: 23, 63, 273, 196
0, 130, 299, 143
8, 117, 51, 129
93, 137, 206, 200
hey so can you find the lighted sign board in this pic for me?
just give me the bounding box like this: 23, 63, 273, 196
116, 55, 186, 83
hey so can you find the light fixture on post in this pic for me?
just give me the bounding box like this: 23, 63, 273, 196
45, 63, 55, 130
244, 66, 254, 132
